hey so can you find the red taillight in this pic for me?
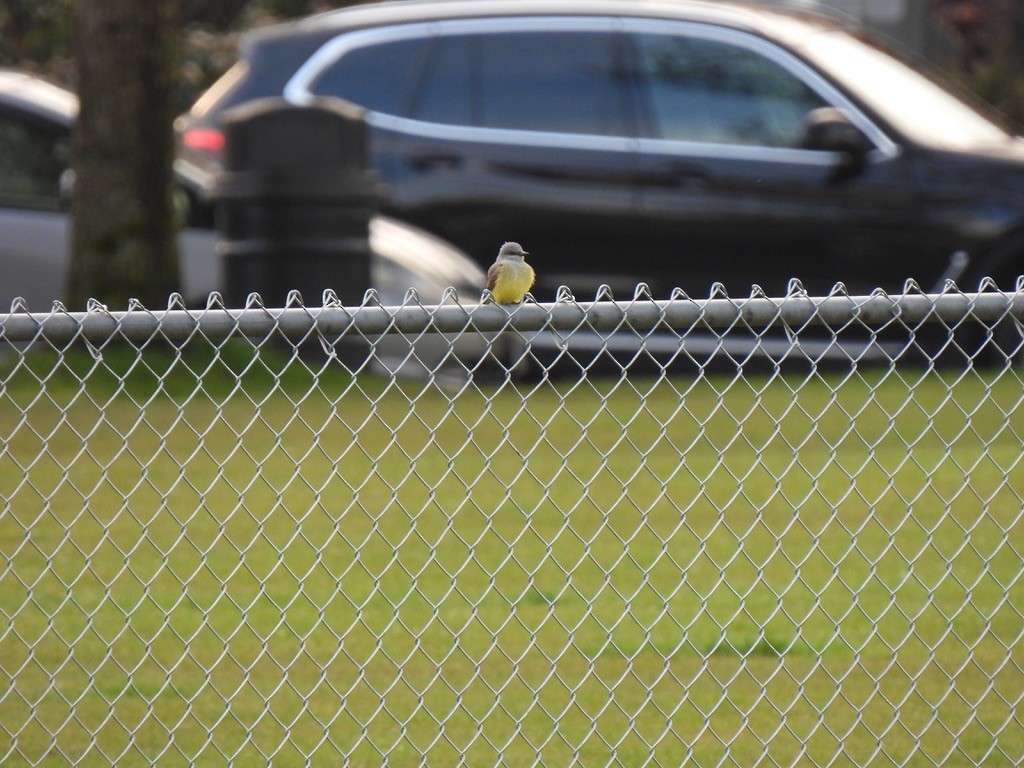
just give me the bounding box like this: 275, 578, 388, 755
182, 128, 225, 153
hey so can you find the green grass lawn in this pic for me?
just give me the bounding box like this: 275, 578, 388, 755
2, 343, 1023, 766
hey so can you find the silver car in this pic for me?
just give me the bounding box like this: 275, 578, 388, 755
0, 70, 489, 375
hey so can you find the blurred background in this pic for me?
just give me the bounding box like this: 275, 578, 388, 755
3, 0, 1023, 316
2, 0, 1022, 124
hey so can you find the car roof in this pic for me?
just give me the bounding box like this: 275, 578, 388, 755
0, 69, 77, 126
255, 0, 843, 48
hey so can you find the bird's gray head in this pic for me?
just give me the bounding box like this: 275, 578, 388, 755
498, 242, 529, 261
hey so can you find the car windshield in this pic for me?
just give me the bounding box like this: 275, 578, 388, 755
799, 29, 1015, 149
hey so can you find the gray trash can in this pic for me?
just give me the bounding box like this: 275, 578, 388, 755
209, 97, 385, 308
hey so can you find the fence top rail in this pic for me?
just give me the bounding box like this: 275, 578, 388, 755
2, 285, 1023, 345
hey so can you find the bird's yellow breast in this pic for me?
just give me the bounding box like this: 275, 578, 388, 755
490, 260, 535, 304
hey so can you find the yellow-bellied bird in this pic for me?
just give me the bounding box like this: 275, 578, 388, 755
486, 242, 535, 304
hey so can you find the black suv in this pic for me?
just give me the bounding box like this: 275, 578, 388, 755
179, 0, 1024, 302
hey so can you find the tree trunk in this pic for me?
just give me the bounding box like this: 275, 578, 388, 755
69, 0, 179, 309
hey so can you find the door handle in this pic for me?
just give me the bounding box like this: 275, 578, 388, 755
410, 150, 463, 171
645, 163, 710, 189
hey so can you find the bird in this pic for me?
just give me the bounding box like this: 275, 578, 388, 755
486, 242, 535, 304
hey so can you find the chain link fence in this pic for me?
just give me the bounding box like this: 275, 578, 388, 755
2, 284, 1023, 767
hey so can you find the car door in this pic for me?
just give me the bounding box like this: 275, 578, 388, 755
625, 22, 938, 298
0, 106, 72, 311
287, 19, 640, 300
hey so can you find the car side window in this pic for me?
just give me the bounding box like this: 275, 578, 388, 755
477, 31, 628, 136
413, 30, 628, 136
308, 37, 431, 115
412, 34, 475, 126
633, 32, 828, 148
0, 112, 68, 209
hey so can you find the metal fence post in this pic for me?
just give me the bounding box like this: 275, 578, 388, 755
209, 96, 385, 308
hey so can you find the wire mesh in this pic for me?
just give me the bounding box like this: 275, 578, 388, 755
2, 284, 1023, 767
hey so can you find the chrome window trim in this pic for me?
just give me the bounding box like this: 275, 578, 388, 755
283, 16, 619, 105
633, 137, 840, 165
366, 111, 640, 154
283, 15, 899, 162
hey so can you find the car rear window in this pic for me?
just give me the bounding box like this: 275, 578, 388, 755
409, 30, 627, 136
412, 35, 475, 126
309, 37, 431, 116
477, 31, 627, 136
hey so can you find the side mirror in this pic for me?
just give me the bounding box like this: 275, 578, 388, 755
801, 107, 871, 178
